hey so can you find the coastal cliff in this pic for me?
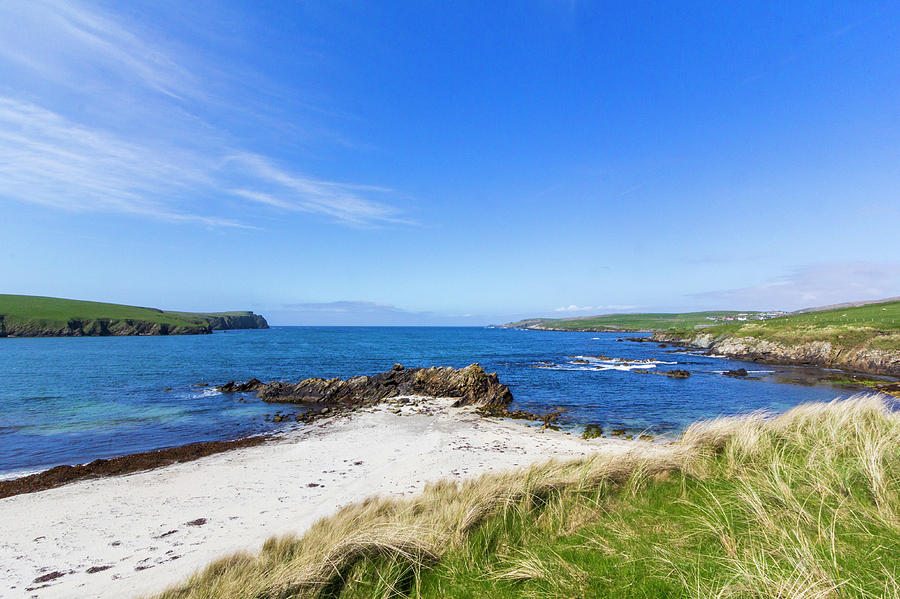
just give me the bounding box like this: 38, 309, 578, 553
200, 313, 269, 330
0, 315, 211, 337
652, 331, 900, 377
0, 295, 269, 338
219, 363, 514, 408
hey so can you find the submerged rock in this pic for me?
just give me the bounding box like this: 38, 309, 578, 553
218, 364, 513, 408
664, 369, 691, 379
723, 368, 749, 377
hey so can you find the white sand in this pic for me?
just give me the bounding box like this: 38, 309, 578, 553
0, 399, 636, 599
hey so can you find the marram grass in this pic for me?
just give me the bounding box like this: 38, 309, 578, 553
153, 395, 900, 599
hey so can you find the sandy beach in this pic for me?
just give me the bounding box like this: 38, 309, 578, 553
0, 398, 637, 599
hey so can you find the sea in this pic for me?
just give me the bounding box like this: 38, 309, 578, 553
0, 326, 859, 478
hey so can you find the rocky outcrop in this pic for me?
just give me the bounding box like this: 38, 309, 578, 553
0, 318, 211, 337
651, 332, 900, 377
202, 313, 269, 330
218, 363, 514, 408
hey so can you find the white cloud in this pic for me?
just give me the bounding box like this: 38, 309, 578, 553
554, 304, 638, 313
0, 0, 196, 100
555, 304, 593, 312
227, 154, 409, 227
0, 1, 408, 228
690, 262, 900, 311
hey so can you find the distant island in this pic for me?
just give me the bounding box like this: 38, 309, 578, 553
0, 294, 269, 337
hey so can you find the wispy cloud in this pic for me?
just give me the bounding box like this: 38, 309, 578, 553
227, 154, 411, 227
0, 97, 238, 226
554, 304, 638, 313
0, 0, 196, 100
0, 1, 408, 228
690, 262, 900, 311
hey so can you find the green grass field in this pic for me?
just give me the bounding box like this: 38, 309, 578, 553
0, 294, 262, 335
155, 396, 900, 599
505, 311, 754, 332
685, 300, 900, 352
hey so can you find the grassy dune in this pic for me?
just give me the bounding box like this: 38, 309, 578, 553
156, 395, 900, 599
683, 300, 900, 352
504, 311, 753, 332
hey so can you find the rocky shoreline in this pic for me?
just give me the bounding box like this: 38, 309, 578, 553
0, 365, 516, 499
0, 312, 268, 338
218, 363, 514, 409
0, 436, 268, 500
650, 331, 900, 378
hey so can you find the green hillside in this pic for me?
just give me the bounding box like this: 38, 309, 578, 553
683, 300, 900, 351
0, 294, 267, 337
504, 311, 756, 332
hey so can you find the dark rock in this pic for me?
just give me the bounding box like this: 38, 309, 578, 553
33, 571, 66, 584
86, 565, 112, 574
185, 518, 207, 527
582, 423, 603, 439
218, 378, 264, 393
203, 313, 269, 330
221, 364, 513, 409
723, 368, 749, 377
664, 369, 691, 379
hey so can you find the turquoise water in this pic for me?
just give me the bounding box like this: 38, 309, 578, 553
0, 326, 856, 476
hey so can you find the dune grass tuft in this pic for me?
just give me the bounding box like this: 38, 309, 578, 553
153, 394, 900, 599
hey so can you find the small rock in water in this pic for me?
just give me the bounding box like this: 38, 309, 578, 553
723, 368, 749, 377
664, 370, 691, 379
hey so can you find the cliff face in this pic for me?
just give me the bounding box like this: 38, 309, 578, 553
652, 331, 900, 377
0, 316, 211, 337
203, 313, 269, 330
219, 363, 514, 408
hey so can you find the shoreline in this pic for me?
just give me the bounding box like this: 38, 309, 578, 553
0, 435, 270, 500
509, 325, 900, 382
0, 398, 633, 599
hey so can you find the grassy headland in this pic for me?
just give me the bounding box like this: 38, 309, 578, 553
503, 311, 756, 332
655, 300, 900, 377
156, 395, 900, 599
0, 294, 268, 337
667, 300, 900, 352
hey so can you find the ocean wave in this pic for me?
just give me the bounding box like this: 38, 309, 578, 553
0, 467, 44, 481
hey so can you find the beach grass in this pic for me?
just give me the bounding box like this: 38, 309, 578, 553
154, 394, 900, 599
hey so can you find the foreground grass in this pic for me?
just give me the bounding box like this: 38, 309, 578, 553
505, 311, 753, 332
156, 395, 900, 599
678, 300, 900, 353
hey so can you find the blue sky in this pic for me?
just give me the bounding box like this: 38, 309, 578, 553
1, 1, 898, 325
